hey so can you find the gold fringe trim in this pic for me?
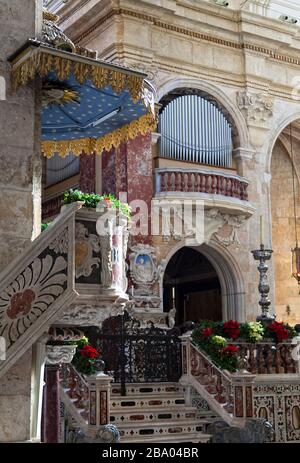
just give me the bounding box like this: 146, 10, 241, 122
41, 111, 157, 158
12, 50, 144, 102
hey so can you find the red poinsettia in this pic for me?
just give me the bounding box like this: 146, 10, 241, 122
221, 345, 239, 355
103, 196, 112, 207
268, 321, 290, 343
223, 320, 241, 340
80, 344, 100, 359
202, 327, 213, 337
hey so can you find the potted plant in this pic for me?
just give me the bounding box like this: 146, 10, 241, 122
72, 336, 104, 376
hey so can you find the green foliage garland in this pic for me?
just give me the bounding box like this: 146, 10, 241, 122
63, 189, 131, 219
191, 319, 297, 373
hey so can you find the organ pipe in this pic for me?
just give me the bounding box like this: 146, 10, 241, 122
159, 94, 233, 167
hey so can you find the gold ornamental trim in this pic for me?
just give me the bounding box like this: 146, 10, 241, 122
41, 111, 157, 158
12, 48, 144, 102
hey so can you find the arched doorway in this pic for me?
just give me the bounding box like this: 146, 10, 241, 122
163, 246, 222, 325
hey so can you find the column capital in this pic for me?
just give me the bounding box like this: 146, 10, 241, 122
233, 147, 256, 161
45, 344, 76, 365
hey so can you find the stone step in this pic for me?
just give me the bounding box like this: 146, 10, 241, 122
110, 407, 215, 425
111, 383, 185, 397
118, 419, 211, 440
110, 394, 186, 410
120, 432, 211, 443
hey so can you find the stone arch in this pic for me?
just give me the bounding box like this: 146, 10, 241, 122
160, 238, 246, 322
156, 77, 250, 151
266, 110, 300, 173
268, 110, 300, 323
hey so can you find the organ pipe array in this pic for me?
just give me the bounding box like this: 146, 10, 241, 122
159, 95, 233, 168
46, 154, 80, 187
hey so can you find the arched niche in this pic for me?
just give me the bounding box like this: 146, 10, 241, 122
156, 77, 250, 151
160, 238, 246, 323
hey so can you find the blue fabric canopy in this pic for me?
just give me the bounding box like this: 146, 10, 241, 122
41, 73, 148, 142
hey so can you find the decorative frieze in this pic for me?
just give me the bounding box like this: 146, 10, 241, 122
57, 303, 125, 327
159, 206, 247, 248
206, 209, 248, 248
253, 381, 300, 442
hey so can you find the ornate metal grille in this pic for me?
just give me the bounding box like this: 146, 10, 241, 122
92, 312, 182, 392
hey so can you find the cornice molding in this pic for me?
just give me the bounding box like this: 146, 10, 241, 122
71, 7, 300, 69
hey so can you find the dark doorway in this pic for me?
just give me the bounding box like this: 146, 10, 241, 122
163, 247, 222, 325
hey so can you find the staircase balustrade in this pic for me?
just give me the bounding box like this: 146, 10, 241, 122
60, 363, 90, 425
60, 363, 113, 433
0, 202, 129, 378
180, 335, 255, 427
231, 341, 299, 374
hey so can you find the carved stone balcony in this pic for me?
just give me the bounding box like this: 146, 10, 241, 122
155, 167, 254, 216
55, 204, 129, 327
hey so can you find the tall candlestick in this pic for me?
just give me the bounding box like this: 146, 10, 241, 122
172, 286, 175, 299
260, 215, 264, 246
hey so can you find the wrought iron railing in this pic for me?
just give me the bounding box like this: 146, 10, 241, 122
93, 313, 182, 393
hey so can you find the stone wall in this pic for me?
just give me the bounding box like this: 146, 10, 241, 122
0, 0, 42, 267
0, 0, 42, 442
56, 0, 300, 323
271, 136, 300, 324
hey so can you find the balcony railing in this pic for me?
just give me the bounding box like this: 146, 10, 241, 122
232, 341, 298, 375
155, 168, 249, 201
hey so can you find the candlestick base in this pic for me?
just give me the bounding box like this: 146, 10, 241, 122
252, 244, 276, 323
256, 313, 276, 327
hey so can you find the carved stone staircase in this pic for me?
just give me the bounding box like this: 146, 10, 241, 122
109, 383, 214, 443
0, 202, 128, 380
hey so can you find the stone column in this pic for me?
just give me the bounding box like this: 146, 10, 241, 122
85, 373, 113, 434
30, 335, 48, 442
42, 345, 76, 443
0, 0, 43, 442
232, 373, 256, 419
42, 365, 60, 443
179, 334, 193, 406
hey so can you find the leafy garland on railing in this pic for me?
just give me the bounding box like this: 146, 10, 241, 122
191, 320, 297, 373
63, 189, 132, 219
